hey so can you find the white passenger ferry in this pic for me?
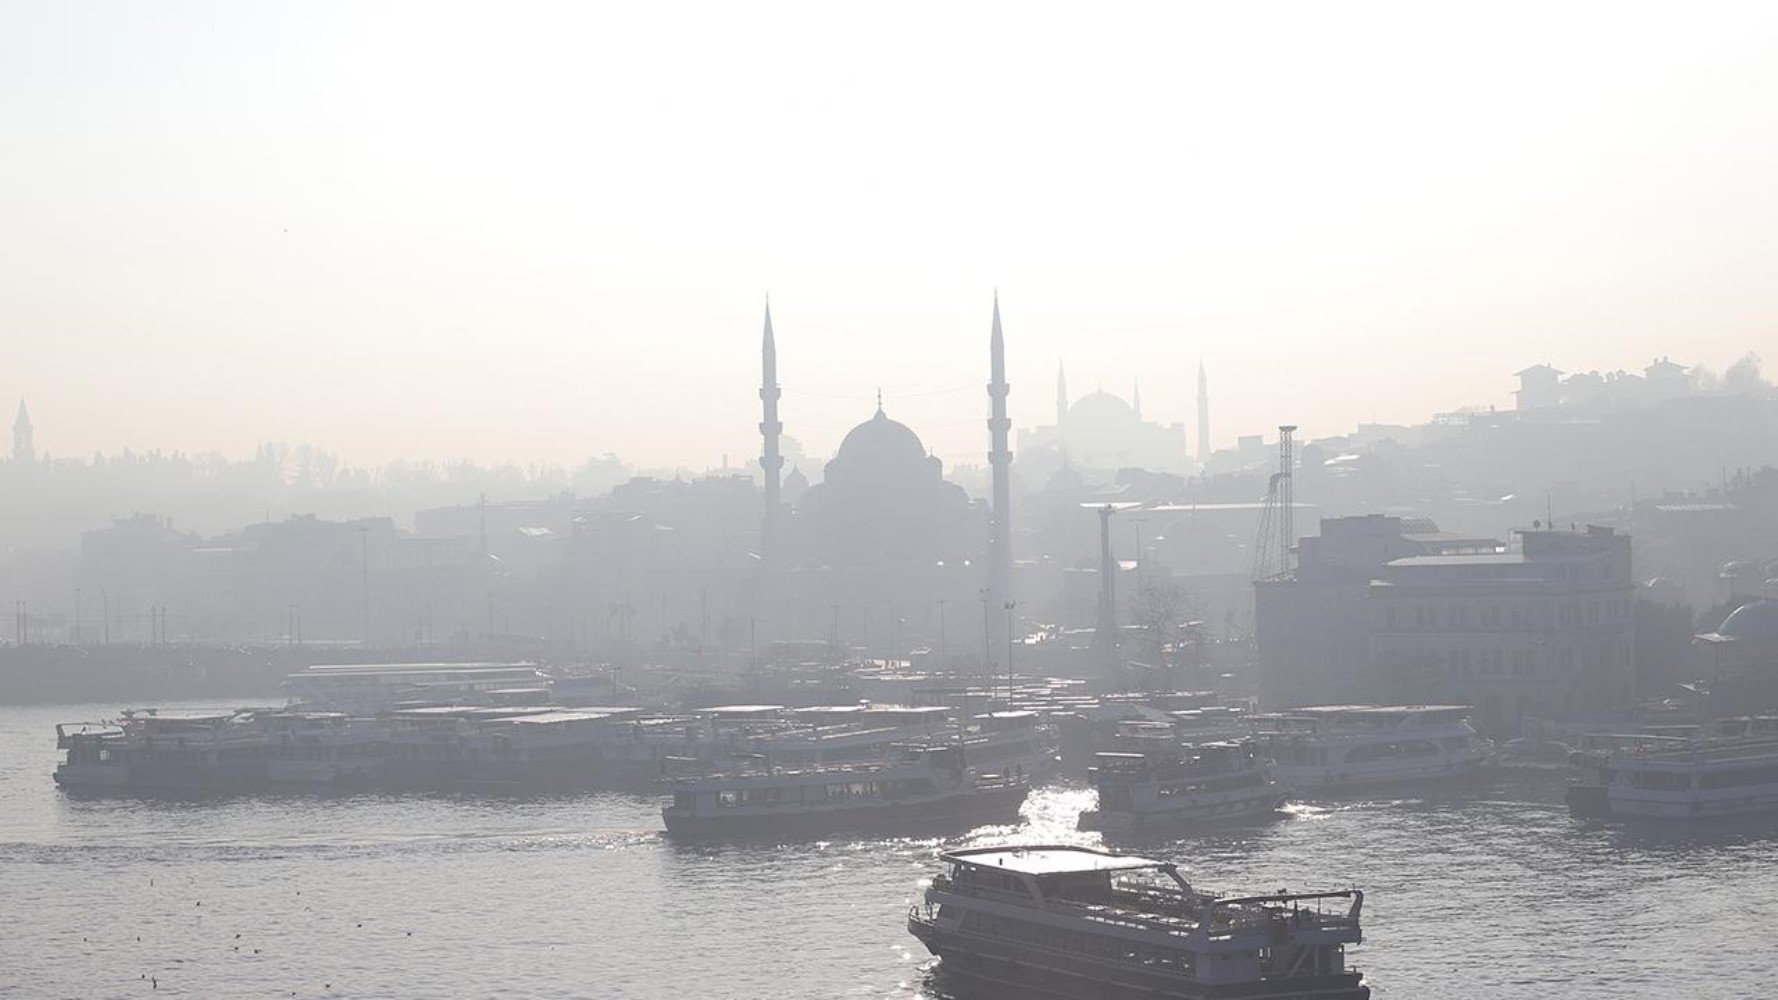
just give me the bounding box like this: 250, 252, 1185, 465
1078, 742, 1287, 833
909, 845, 1368, 999
661, 743, 1028, 838
1251, 705, 1489, 789
958, 710, 1061, 783
1566, 737, 1778, 820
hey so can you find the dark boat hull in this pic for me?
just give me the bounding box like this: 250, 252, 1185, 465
913, 926, 1368, 1000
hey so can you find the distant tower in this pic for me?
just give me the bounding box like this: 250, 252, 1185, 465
759, 302, 783, 566
987, 293, 1013, 645
1195, 360, 1210, 462
1132, 377, 1142, 419
12, 399, 32, 463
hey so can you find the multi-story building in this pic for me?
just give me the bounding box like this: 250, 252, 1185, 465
1369, 526, 1635, 733
1256, 515, 1498, 706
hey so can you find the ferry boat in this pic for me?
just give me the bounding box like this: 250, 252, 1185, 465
1078, 742, 1287, 833
1251, 705, 1489, 790
908, 845, 1368, 999
263, 712, 388, 788
1566, 737, 1778, 820
53, 722, 132, 791
284, 661, 549, 715
122, 709, 272, 794
959, 710, 1061, 783
378, 705, 640, 790
661, 743, 1029, 838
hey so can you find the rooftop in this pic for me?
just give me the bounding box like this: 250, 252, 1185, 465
1387, 553, 1528, 568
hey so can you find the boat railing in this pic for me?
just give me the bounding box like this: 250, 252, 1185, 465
1201, 890, 1363, 940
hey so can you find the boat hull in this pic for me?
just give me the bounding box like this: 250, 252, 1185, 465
1566, 783, 1778, 820
663, 783, 1029, 839
53, 763, 132, 790
1275, 754, 1482, 790
912, 922, 1369, 1000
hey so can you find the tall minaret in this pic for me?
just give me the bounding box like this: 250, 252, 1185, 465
1132, 377, 1142, 419
13, 399, 33, 463
987, 293, 1013, 658
1195, 360, 1210, 462
759, 302, 783, 566
1055, 362, 1068, 428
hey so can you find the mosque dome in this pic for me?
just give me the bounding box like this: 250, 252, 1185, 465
1067, 391, 1137, 426
1717, 600, 1778, 643
833, 407, 930, 471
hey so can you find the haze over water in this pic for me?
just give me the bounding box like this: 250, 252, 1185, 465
4, 702, 1773, 999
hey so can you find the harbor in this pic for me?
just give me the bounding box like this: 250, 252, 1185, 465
10, 697, 1778, 999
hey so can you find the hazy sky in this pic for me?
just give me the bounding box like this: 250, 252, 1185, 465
6, 2, 1777, 471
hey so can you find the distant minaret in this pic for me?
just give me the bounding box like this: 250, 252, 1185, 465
1055, 362, 1068, 428
1132, 377, 1142, 419
12, 399, 33, 463
1196, 360, 1210, 462
759, 302, 783, 566
987, 293, 1013, 654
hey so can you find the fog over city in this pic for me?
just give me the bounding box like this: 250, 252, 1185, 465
8, 4, 1778, 1000
10, 3, 1778, 469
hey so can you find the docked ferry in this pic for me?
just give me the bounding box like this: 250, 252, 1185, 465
1078, 742, 1287, 833
661, 743, 1029, 838
908, 845, 1367, 999
119, 709, 272, 794
1566, 737, 1778, 820
263, 711, 387, 788
1251, 705, 1489, 789
53, 722, 132, 791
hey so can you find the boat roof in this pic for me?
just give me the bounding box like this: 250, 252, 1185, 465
297, 661, 537, 674
500, 709, 638, 725
944, 845, 1167, 876
125, 710, 250, 723
1268, 704, 1470, 718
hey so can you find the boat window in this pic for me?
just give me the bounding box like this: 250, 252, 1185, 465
1700, 766, 1778, 789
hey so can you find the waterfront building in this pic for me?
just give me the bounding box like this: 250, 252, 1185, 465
1368, 526, 1636, 732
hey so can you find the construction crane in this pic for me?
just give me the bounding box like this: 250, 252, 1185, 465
1249, 425, 1297, 584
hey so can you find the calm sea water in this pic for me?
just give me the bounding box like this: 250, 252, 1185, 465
4, 701, 1775, 999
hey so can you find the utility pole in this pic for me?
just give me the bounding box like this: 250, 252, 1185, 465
937, 599, 947, 669
979, 587, 992, 688
74, 588, 82, 645
1004, 601, 1017, 705
358, 524, 371, 649
1132, 517, 1146, 579
101, 590, 110, 645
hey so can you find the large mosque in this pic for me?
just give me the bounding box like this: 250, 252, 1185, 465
755, 299, 1013, 654
1015, 365, 1196, 481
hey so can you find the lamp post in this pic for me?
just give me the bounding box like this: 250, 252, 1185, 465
1003, 601, 1017, 705
979, 587, 992, 693
937, 599, 947, 670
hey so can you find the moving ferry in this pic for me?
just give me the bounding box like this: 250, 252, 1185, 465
909, 845, 1368, 999
1566, 737, 1778, 820
1251, 705, 1489, 789
661, 743, 1028, 838
1079, 742, 1287, 833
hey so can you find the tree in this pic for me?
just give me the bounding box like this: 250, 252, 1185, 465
1723, 352, 1771, 396
1129, 574, 1194, 690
